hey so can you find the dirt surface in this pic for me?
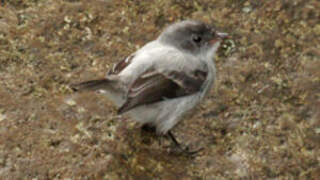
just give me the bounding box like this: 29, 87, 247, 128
0, 0, 319, 179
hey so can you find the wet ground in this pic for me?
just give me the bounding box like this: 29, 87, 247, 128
0, 0, 319, 179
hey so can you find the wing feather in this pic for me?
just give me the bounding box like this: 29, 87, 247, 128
118, 67, 208, 114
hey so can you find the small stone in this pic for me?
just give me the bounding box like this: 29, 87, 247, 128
65, 98, 76, 106
64, 16, 71, 23
242, 6, 252, 13
313, 24, 320, 36
0, 113, 6, 122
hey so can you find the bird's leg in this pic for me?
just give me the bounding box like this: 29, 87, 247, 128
167, 131, 203, 155
168, 131, 180, 147
141, 124, 163, 146
141, 125, 203, 155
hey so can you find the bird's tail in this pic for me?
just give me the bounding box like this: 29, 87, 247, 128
71, 79, 113, 92
71, 78, 125, 107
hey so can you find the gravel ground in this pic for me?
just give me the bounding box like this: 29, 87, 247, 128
0, 0, 319, 179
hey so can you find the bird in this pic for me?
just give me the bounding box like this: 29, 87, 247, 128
72, 20, 228, 153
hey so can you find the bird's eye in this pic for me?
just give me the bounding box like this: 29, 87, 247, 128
192, 35, 202, 43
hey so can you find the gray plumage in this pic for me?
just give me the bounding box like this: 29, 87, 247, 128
73, 20, 228, 134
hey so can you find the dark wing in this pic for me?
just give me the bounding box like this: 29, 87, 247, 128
118, 68, 208, 114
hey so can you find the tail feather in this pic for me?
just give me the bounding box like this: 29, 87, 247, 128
72, 79, 112, 92
72, 77, 125, 107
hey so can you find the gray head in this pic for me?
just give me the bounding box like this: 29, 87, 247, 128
158, 20, 228, 56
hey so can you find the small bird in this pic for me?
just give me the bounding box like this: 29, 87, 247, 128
73, 20, 228, 153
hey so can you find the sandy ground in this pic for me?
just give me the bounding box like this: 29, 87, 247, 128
0, 0, 319, 179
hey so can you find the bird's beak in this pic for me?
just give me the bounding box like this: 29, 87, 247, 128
216, 32, 229, 40
210, 31, 229, 45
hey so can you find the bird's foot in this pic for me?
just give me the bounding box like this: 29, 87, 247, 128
169, 144, 204, 156
167, 131, 203, 156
